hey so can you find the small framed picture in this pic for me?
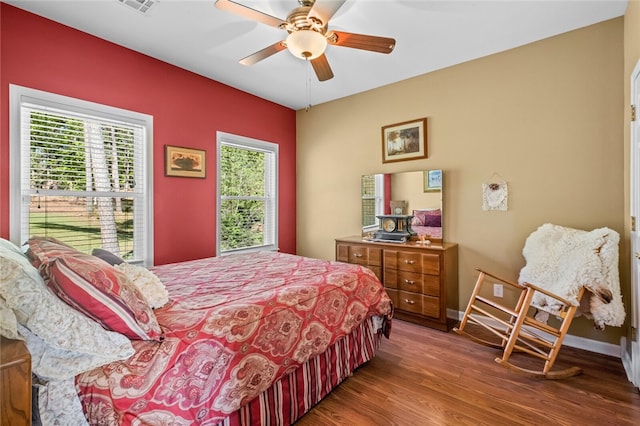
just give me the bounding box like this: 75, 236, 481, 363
381, 117, 428, 163
390, 200, 407, 215
424, 169, 442, 192
165, 145, 206, 178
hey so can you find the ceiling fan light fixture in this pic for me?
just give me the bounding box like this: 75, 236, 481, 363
286, 30, 327, 60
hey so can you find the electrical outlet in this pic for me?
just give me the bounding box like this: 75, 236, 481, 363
493, 283, 504, 298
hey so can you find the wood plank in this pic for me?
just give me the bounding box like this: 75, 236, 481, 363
295, 320, 640, 425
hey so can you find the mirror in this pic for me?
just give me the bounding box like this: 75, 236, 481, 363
361, 170, 443, 241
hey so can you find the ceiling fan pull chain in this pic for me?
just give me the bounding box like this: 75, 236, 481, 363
305, 59, 312, 112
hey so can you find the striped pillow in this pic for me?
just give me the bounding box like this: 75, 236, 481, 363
28, 237, 162, 341
26, 236, 77, 268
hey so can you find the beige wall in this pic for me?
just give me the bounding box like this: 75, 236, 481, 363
391, 171, 441, 212
297, 18, 625, 344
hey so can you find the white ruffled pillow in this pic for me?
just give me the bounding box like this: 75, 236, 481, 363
114, 263, 169, 309
0, 238, 134, 380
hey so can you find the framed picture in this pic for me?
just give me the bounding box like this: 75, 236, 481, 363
381, 117, 427, 163
165, 145, 206, 178
424, 169, 442, 192
390, 200, 407, 215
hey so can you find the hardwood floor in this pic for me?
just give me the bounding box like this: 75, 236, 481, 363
295, 319, 640, 426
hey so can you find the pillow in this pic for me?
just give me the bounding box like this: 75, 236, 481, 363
0, 238, 134, 380
24, 236, 75, 268
114, 263, 169, 309
27, 237, 163, 341
92, 248, 125, 265
423, 214, 441, 227
412, 209, 441, 227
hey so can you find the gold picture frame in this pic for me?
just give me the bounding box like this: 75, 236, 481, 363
381, 117, 428, 163
424, 169, 442, 192
165, 145, 206, 178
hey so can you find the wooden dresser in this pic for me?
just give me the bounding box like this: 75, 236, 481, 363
336, 236, 458, 331
1, 336, 32, 426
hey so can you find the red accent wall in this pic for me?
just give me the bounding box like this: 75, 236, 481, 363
384, 174, 391, 215
0, 4, 297, 265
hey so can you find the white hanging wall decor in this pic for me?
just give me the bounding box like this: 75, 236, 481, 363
482, 173, 508, 211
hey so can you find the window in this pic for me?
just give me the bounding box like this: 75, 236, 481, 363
9, 85, 153, 265
217, 132, 278, 255
362, 174, 385, 231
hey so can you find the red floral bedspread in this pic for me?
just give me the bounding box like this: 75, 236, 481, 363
76, 252, 392, 425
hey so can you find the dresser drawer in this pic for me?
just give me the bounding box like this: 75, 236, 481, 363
398, 291, 440, 318
420, 253, 441, 275
397, 252, 422, 273
368, 266, 382, 282
337, 244, 382, 266
397, 271, 440, 296
421, 294, 440, 318
385, 251, 441, 275
383, 268, 398, 288
397, 271, 422, 292
398, 290, 422, 314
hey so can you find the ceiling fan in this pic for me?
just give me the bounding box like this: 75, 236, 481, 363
215, 0, 396, 81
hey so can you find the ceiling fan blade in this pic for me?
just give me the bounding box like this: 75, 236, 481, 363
327, 31, 395, 54
311, 54, 334, 81
215, 0, 287, 29
308, 0, 346, 25
239, 41, 287, 66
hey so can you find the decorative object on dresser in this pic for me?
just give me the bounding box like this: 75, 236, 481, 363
336, 236, 458, 331
1, 336, 31, 425
389, 200, 407, 215
373, 214, 415, 243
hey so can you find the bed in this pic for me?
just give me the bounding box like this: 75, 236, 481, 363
411, 209, 442, 240
0, 237, 392, 425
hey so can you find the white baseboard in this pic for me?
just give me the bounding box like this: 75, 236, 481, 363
447, 309, 620, 358
621, 337, 633, 381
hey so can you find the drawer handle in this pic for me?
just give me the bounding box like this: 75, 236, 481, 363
353, 253, 363, 258
404, 299, 415, 305
404, 279, 415, 285
404, 259, 415, 264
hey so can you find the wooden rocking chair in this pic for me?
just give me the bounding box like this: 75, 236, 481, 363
454, 224, 623, 379
453, 268, 584, 379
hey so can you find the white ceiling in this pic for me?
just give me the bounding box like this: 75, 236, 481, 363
4, 0, 628, 110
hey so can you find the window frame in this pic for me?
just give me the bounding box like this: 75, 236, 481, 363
216, 131, 278, 256
362, 173, 385, 233
9, 84, 154, 265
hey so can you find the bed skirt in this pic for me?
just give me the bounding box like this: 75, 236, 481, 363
216, 315, 384, 426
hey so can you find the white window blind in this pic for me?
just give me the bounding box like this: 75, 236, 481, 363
10, 85, 153, 264
217, 132, 278, 255
362, 173, 384, 230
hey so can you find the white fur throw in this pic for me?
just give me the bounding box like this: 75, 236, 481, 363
518, 223, 625, 329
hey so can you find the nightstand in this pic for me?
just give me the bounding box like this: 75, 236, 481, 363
1, 336, 31, 425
